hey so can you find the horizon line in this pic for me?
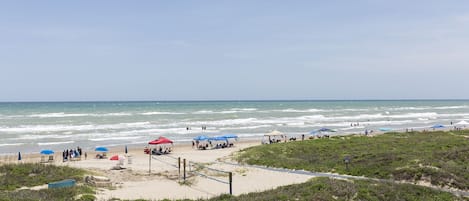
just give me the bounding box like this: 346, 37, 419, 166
1, 98, 469, 103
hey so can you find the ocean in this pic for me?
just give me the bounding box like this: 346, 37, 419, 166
1, 100, 468, 154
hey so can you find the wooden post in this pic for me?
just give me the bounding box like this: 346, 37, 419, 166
178, 157, 181, 181
183, 159, 186, 181
229, 172, 233, 195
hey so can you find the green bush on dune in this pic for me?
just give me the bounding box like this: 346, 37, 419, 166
0, 163, 94, 201
235, 131, 469, 190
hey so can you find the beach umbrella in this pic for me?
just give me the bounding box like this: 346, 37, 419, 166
18, 152, 21, 161
379, 128, 392, 132
110, 155, 125, 161
193, 135, 210, 141
148, 136, 173, 145
431, 124, 445, 129
125, 146, 128, 154
95, 146, 109, 152
40, 149, 54, 155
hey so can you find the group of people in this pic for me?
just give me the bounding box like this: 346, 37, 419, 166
192, 140, 233, 150
63, 146, 86, 162
364, 129, 374, 135
144, 146, 172, 155
186, 125, 208, 130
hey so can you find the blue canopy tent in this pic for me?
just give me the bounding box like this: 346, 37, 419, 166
193, 135, 210, 150
431, 124, 445, 129
193, 135, 210, 141
209, 136, 231, 148
208, 136, 228, 142
40, 149, 54, 155
221, 134, 239, 143
221, 134, 238, 139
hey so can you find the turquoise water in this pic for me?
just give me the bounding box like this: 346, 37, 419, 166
1, 100, 468, 153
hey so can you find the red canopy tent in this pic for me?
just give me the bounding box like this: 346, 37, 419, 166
148, 136, 173, 145
147, 136, 173, 174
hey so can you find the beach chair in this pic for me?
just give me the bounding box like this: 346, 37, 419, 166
40, 156, 48, 163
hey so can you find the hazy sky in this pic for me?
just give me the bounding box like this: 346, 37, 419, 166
1, 1, 469, 101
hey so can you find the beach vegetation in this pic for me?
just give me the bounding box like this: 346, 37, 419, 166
201, 177, 467, 201
235, 130, 469, 190
0, 163, 94, 201
0, 163, 86, 191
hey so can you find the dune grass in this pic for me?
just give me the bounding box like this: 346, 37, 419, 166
235, 130, 469, 190
0, 163, 95, 201
0, 163, 86, 191
0, 185, 95, 201
204, 177, 467, 201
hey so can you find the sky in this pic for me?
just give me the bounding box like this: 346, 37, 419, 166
1, 1, 469, 101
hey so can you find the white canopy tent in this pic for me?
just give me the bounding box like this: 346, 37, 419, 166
263, 130, 285, 144
455, 120, 469, 127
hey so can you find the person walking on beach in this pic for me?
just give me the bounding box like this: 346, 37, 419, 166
62, 150, 66, 162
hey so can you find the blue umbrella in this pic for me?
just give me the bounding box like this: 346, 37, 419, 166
18, 152, 21, 161
40, 149, 54, 155
431, 124, 445, 129
221, 134, 238, 139
193, 135, 210, 141
379, 128, 392, 131
95, 146, 109, 152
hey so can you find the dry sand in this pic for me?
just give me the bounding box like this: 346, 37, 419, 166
2, 140, 313, 200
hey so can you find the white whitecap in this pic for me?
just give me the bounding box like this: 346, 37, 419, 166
38, 141, 74, 146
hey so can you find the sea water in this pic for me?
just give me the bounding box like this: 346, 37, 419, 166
0, 100, 468, 153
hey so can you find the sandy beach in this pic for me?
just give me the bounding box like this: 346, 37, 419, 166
1, 139, 314, 200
